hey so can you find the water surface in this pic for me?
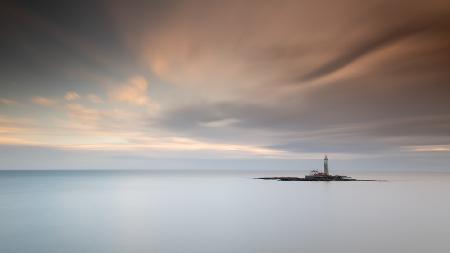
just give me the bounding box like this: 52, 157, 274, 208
0, 170, 449, 253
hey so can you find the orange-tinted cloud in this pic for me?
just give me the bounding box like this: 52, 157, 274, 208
31, 96, 57, 106
109, 76, 150, 106
86, 94, 103, 104
0, 98, 18, 105
64, 91, 81, 101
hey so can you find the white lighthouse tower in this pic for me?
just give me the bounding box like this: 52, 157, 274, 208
324, 155, 329, 175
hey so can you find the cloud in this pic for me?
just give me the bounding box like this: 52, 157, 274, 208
111, 0, 450, 101
66, 103, 101, 125
0, 98, 17, 105
1, 0, 450, 168
0, 114, 300, 159
110, 76, 151, 106
86, 94, 103, 103
405, 145, 450, 152
0, 117, 31, 133
64, 91, 81, 101
31, 96, 57, 106
156, 99, 450, 155
298, 23, 432, 82
59, 135, 302, 159
0, 116, 40, 146
200, 118, 239, 128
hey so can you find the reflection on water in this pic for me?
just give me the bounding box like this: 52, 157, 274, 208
0, 170, 449, 253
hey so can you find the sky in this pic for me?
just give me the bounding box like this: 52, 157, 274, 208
0, 0, 449, 171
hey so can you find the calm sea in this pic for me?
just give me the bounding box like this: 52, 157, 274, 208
0, 170, 449, 253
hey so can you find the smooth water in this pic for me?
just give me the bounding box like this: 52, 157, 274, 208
0, 170, 449, 253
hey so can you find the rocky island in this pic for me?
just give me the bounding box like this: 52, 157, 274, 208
256, 155, 378, 181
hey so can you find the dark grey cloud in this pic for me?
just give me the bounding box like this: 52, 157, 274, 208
0, 0, 147, 97
157, 63, 450, 152
299, 23, 431, 82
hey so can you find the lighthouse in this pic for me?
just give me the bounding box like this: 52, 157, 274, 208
324, 155, 329, 175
